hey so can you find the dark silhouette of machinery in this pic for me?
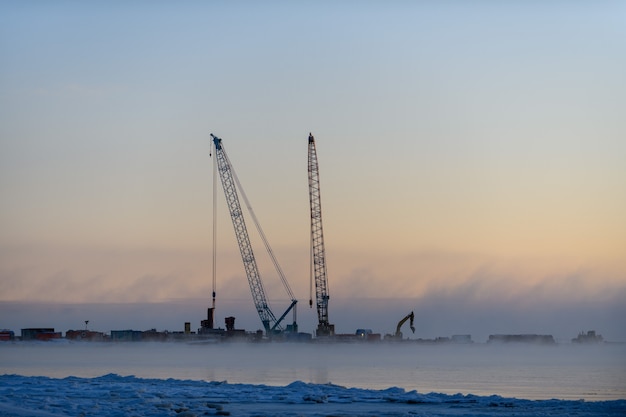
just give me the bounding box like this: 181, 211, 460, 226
210, 134, 297, 336
385, 311, 415, 340
308, 133, 334, 337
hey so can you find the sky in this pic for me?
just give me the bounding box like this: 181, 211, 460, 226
1, 1, 625, 341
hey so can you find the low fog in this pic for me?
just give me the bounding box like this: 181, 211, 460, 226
2, 289, 624, 343
2, 243, 625, 343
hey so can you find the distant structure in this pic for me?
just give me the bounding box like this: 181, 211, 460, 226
21, 328, 62, 341
488, 334, 555, 344
110, 330, 143, 342
451, 334, 473, 344
66, 329, 105, 341
355, 329, 381, 341
0, 329, 15, 341
199, 308, 216, 332
572, 330, 603, 344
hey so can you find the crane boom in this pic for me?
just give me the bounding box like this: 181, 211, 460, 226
308, 133, 334, 337
211, 134, 295, 335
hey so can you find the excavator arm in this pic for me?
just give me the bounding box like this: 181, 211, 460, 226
395, 311, 415, 338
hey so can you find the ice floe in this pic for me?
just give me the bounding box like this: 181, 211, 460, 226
0, 374, 624, 416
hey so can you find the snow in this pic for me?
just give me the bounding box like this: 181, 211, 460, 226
0, 374, 624, 417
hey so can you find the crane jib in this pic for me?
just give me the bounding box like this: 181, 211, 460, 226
210, 134, 297, 336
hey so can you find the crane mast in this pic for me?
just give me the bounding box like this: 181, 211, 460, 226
211, 134, 296, 335
308, 133, 334, 337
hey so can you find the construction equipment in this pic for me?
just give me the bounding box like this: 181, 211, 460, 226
210, 134, 297, 335
393, 311, 415, 340
307, 133, 334, 337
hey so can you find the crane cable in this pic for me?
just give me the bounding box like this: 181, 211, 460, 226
211, 143, 217, 309
223, 151, 296, 302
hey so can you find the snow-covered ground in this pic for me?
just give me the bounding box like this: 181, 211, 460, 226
0, 374, 624, 417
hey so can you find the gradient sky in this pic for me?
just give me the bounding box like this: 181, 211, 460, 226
1, 1, 625, 340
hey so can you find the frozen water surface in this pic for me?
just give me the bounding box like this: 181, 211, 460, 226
1, 341, 624, 416
0, 374, 624, 417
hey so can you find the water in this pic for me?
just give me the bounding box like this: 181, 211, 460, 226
1, 341, 624, 401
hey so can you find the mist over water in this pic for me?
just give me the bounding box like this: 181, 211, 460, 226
2, 294, 625, 343
1, 341, 624, 401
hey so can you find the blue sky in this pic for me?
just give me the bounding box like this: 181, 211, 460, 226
1, 1, 625, 339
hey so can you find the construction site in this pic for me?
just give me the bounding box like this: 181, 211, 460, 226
3, 132, 589, 346
195, 133, 344, 342
188, 132, 439, 343
181, 133, 499, 345
2, 133, 430, 344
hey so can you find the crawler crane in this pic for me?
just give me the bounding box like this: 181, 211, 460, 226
210, 134, 297, 335
308, 133, 334, 337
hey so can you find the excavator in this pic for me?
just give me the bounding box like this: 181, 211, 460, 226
386, 311, 415, 340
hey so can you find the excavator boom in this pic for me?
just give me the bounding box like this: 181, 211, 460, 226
395, 311, 415, 338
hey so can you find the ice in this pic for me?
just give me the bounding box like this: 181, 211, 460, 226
0, 374, 624, 417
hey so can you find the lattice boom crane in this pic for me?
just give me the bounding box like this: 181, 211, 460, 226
308, 133, 335, 337
211, 134, 296, 335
